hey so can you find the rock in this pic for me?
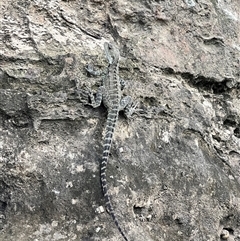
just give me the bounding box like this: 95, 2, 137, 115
0, 0, 240, 240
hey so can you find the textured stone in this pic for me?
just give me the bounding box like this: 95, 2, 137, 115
0, 0, 240, 240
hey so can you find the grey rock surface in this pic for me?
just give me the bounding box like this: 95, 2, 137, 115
0, 0, 240, 240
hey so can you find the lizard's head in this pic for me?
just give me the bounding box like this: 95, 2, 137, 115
104, 42, 120, 65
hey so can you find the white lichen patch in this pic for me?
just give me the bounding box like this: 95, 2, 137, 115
66, 181, 73, 188
95, 206, 105, 214
119, 147, 124, 153
51, 221, 58, 227
76, 224, 83, 232
95, 227, 101, 233
70, 163, 86, 174
76, 165, 84, 172
52, 231, 67, 240
161, 131, 170, 143
71, 199, 79, 205
52, 189, 60, 195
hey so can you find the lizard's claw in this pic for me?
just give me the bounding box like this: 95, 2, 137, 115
125, 101, 139, 119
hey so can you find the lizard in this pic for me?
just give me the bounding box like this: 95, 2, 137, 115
77, 42, 136, 241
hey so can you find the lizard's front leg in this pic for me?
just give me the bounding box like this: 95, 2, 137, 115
85, 64, 102, 76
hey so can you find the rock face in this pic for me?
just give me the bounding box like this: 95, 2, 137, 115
0, 1, 240, 240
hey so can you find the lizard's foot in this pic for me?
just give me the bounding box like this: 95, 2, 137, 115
85, 64, 101, 76
124, 101, 139, 118
120, 96, 138, 118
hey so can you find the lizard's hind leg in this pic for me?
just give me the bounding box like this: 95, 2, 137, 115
120, 96, 138, 118
88, 86, 104, 108
76, 85, 104, 108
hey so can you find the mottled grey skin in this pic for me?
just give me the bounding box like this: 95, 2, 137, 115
84, 42, 134, 241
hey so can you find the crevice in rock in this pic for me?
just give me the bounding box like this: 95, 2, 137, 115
161, 67, 234, 94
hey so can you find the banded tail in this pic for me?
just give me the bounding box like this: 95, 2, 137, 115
100, 108, 129, 241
